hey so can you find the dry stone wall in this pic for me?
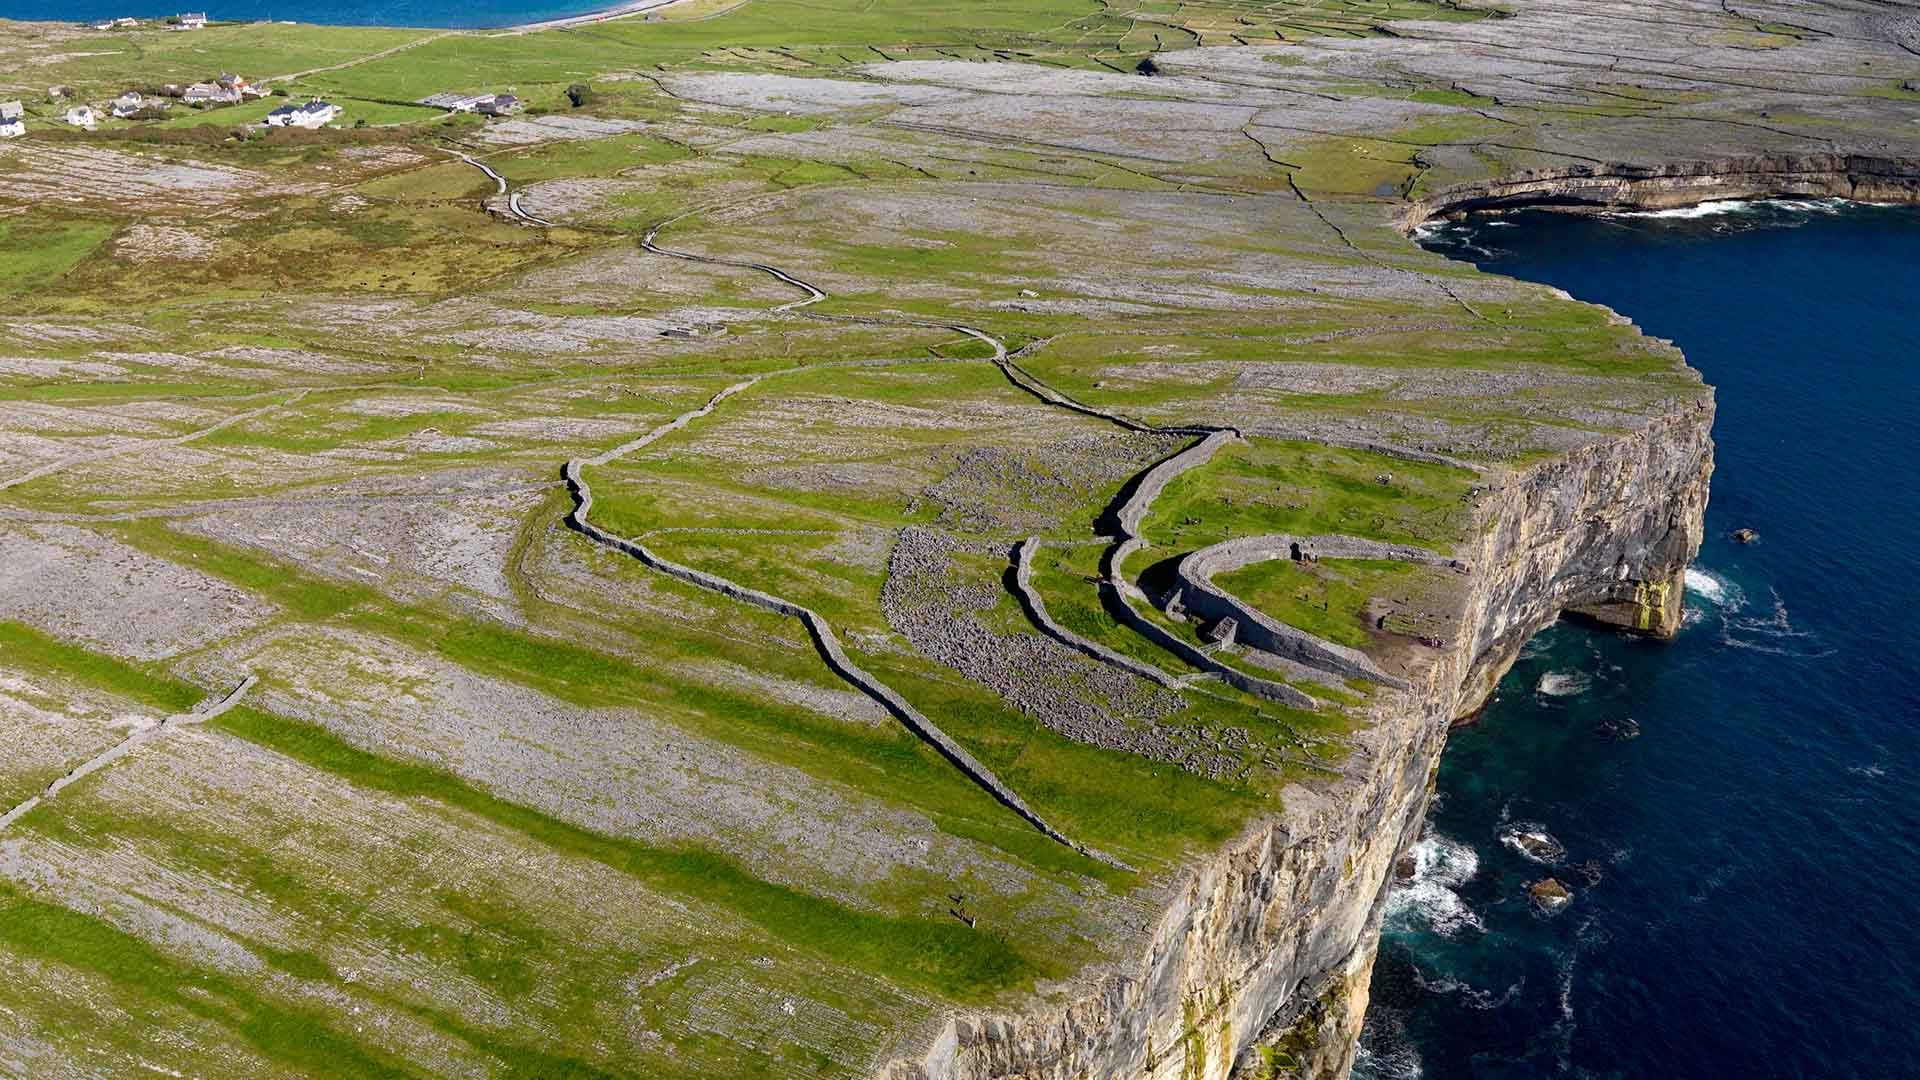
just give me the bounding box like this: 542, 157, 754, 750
565, 454, 1133, 869
1171, 534, 1460, 689
883, 391, 1714, 1080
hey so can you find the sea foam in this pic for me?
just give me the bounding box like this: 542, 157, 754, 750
1684, 567, 1744, 612
1388, 834, 1484, 937
1612, 199, 1753, 219
1536, 671, 1590, 697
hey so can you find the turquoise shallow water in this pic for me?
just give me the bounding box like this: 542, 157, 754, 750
0, 1, 608, 28
1367, 201, 1920, 1078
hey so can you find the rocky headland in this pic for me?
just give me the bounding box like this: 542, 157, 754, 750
0, 0, 1912, 1076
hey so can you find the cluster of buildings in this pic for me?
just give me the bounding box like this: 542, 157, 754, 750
183, 72, 267, 106
0, 73, 281, 138
420, 91, 520, 117
99, 75, 267, 122
109, 90, 165, 119
85, 12, 206, 30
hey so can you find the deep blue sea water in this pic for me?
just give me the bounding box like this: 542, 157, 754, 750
0, 0, 607, 28
1362, 201, 1920, 1078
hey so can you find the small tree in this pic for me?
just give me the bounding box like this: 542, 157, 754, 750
1135, 57, 1160, 77
566, 83, 592, 108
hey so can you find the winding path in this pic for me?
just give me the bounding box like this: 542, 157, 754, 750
441, 148, 559, 227
0, 674, 256, 832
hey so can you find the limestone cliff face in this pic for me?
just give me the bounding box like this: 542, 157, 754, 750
1404, 153, 1920, 224
883, 394, 1714, 1080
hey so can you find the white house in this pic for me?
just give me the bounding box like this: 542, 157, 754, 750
65, 105, 98, 128
421, 92, 489, 112
0, 118, 23, 139
110, 91, 146, 119
421, 91, 518, 115
0, 102, 21, 122
264, 99, 340, 129
184, 82, 239, 105
217, 73, 267, 98
177, 11, 208, 28
112, 16, 139, 26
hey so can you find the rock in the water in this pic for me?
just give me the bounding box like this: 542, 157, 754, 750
1502, 827, 1565, 863
1732, 527, 1759, 544
1394, 852, 1418, 882
1528, 877, 1573, 911
1599, 716, 1642, 740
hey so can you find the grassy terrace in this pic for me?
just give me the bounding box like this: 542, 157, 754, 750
0, 0, 1755, 1069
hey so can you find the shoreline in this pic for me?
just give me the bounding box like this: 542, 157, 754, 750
488, 0, 690, 34
0, 0, 695, 35
1399, 154, 1920, 231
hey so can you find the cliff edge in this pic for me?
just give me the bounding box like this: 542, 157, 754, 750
886, 393, 1713, 1080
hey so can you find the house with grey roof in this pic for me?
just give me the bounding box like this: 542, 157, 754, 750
264, 99, 340, 129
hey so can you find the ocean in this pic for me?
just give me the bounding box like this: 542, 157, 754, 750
1365, 201, 1920, 1078
0, 0, 609, 28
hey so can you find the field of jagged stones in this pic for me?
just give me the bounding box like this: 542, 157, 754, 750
0, 0, 1913, 1075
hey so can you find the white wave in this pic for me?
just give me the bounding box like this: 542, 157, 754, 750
1848, 746, 1890, 779
1612, 199, 1755, 219
1613, 196, 1854, 220
1721, 589, 1833, 657
1500, 824, 1566, 864
1354, 1039, 1423, 1080
1414, 970, 1526, 1010
1770, 197, 1849, 213
1387, 834, 1485, 937
1536, 671, 1590, 697
1683, 566, 1743, 611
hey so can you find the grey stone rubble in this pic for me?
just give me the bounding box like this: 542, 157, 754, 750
1009, 536, 1184, 691
881, 528, 1244, 778
915, 432, 1179, 535
1243, 423, 1484, 472
563, 370, 1134, 870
